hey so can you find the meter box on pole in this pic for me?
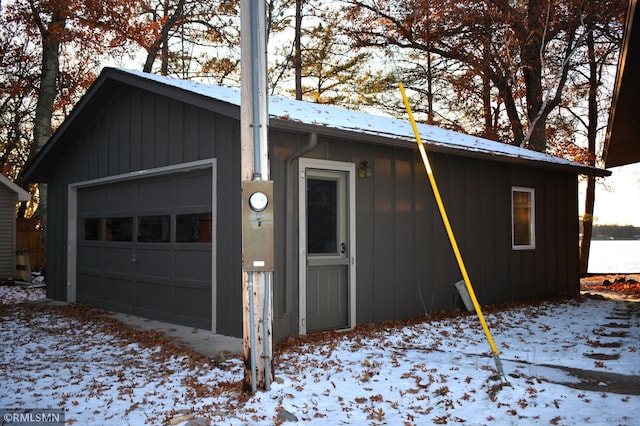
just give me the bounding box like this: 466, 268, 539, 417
242, 180, 274, 272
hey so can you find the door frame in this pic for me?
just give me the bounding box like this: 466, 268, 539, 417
298, 158, 356, 335
67, 159, 217, 331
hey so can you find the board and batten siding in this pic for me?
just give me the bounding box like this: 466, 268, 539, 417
0, 188, 17, 278
270, 130, 579, 341
38, 81, 243, 337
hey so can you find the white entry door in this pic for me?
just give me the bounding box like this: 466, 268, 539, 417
299, 159, 356, 334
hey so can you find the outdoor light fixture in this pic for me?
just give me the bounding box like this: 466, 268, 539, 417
359, 161, 372, 178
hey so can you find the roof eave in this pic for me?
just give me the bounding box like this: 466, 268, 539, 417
0, 174, 30, 201
270, 118, 611, 177
603, 0, 639, 168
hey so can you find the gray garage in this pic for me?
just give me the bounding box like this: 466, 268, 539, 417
22, 68, 608, 341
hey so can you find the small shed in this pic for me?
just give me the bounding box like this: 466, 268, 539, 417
0, 174, 30, 280
22, 68, 609, 341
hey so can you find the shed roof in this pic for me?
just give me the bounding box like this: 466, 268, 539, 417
23, 67, 609, 181
604, 0, 640, 168
0, 174, 30, 201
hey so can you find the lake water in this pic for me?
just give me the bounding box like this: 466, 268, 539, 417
587, 240, 640, 273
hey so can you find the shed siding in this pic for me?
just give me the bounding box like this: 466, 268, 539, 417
0, 188, 16, 278
271, 131, 579, 341
33, 75, 581, 342
42, 83, 242, 337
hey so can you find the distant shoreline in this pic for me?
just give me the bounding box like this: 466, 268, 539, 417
590, 237, 640, 241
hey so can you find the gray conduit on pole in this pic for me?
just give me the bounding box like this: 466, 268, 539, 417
250, 0, 262, 181
263, 272, 271, 391
248, 272, 257, 392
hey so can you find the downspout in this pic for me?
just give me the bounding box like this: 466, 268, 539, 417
284, 132, 317, 315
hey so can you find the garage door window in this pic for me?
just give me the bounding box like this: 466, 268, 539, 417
81, 218, 102, 241
138, 215, 171, 242
176, 213, 212, 243
106, 217, 133, 241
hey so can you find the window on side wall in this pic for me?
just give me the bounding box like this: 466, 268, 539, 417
512, 187, 535, 250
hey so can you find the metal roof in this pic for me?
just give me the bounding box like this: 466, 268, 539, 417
23, 67, 611, 182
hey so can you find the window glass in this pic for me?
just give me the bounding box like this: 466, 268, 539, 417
81, 218, 102, 241
176, 213, 212, 243
512, 188, 535, 249
307, 178, 338, 254
138, 215, 171, 242
106, 217, 133, 242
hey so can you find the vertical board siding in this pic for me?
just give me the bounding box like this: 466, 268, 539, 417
0, 189, 16, 277
38, 78, 583, 340
277, 139, 583, 331
373, 148, 396, 323
395, 152, 415, 317
212, 116, 242, 337
353, 143, 376, 325
42, 83, 239, 336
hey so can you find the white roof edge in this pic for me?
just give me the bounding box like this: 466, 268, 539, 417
0, 173, 30, 201
115, 68, 605, 174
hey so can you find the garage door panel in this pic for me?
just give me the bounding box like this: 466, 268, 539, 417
175, 249, 212, 281
77, 245, 104, 270
137, 178, 174, 209
101, 275, 135, 306
77, 271, 104, 301
136, 280, 172, 312
104, 247, 135, 273
106, 186, 136, 213
77, 168, 213, 330
176, 172, 212, 208
136, 248, 173, 277
78, 187, 106, 213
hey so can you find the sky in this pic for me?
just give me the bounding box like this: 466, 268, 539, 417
582, 162, 640, 226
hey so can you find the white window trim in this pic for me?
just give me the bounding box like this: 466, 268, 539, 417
511, 186, 535, 250
298, 158, 356, 335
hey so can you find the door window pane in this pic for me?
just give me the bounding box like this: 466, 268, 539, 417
81, 218, 102, 241
512, 188, 535, 249
138, 215, 171, 242
176, 213, 212, 242
106, 217, 133, 242
307, 178, 337, 254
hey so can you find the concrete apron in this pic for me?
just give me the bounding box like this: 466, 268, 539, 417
107, 311, 243, 359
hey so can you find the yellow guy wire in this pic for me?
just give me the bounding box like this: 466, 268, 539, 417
397, 82, 508, 382
366, 0, 507, 382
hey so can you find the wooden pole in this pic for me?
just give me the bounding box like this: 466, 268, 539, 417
240, 0, 272, 392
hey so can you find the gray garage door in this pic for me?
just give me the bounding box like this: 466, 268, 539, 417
76, 168, 213, 329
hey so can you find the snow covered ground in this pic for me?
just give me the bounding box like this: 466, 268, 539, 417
0, 284, 638, 425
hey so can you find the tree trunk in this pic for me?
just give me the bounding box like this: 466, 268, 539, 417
294, 0, 303, 100
579, 31, 599, 275
426, 51, 434, 124
521, 0, 546, 152
33, 37, 60, 152
32, 6, 65, 262
580, 176, 596, 274
142, 0, 185, 73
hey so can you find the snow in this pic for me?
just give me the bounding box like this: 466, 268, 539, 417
1, 285, 638, 425
114, 68, 598, 172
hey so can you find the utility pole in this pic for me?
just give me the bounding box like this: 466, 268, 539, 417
240, 0, 273, 392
